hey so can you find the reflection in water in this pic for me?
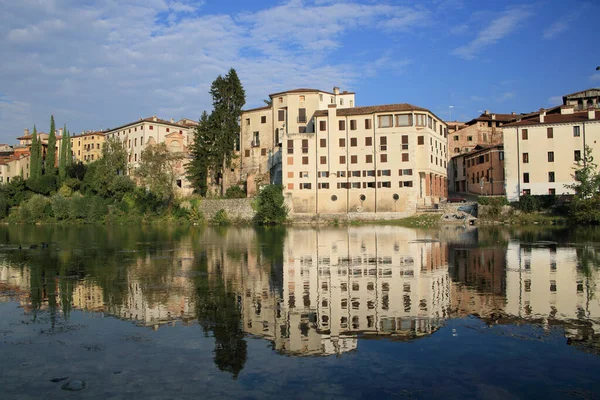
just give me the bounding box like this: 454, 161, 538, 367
2, 225, 600, 374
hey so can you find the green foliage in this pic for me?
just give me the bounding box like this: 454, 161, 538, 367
0, 195, 9, 219
26, 175, 58, 195
135, 142, 183, 206
517, 195, 556, 213
253, 185, 288, 225
58, 184, 73, 197
4, 176, 30, 207
50, 194, 70, 220
46, 115, 57, 176
187, 111, 213, 196
69, 194, 90, 219
20, 194, 51, 222
566, 146, 600, 225
211, 209, 231, 226
59, 125, 68, 180
67, 161, 87, 181
477, 196, 508, 206
224, 185, 246, 199
30, 126, 40, 179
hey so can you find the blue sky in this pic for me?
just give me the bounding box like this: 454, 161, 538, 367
0, 0, 598, 143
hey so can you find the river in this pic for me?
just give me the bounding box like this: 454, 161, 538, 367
1, 224, 599, 399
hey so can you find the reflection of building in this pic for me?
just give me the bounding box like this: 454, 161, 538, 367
72, 280, 105, 312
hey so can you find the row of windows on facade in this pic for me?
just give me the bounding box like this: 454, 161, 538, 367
522, 172, 556, 183
289, 181, 414, 190
522, 150, 581, 163
465, 152, 504, 167
290, 169, 414, 179
285, 136, 443, 154
522, 188, 558, 195
520, 126, 579, 140
287, 153, 412, 165
80, 143, 101, 151
470, 169, 494, 184
113, 126, 184, 137
311, 114, 447, 134
272, 94, 354, 106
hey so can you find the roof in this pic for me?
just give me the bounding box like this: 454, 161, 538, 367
465, 112, 520, 126
269, 88, 355, 98
314, 103, 430, 117
71, 131, 106, 139
16, 132, 48, 140
562, 88, 600, 99
105, 117, 188, 133
503, 110, 600, 127
242, 105, 271, 113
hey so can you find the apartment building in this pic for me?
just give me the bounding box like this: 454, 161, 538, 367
449, 144, 505, 195
503, 107, 600, 201
0, 153, 30, 182
104, 116, 194, 194
70, 131, 105, 163
448, 111, 516, 158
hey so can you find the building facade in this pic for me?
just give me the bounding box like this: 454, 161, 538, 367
447, 111, 516, 159
449, 144, 505, 195
563, 88, 600, 111
503, 107, 600, 201
70, 131, 106, 164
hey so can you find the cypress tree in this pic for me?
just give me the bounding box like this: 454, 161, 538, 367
59, 124, 67, 179
186, 111, 215, 196
46, 115, 57, 175
30, 126, 39, 179
65, 130, 72, 167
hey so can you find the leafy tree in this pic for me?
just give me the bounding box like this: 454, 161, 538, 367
135, 142, 183, 206
565, 146, 600, 224
86, 138, 130, 198
187, 111, 215, 196
59, 124, 68, 180
253, 185, 288, 225
46, 115, 57, 175
30, 126, 40, 179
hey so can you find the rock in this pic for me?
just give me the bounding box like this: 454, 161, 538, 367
61, 380, 86, 391
51, 376, 69, 383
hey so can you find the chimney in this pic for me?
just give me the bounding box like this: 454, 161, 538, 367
561, 105, 574, 115
589, 108, 596, 120
153, 116, 157, 122
333, 87, 340, 95
539, 110, 546, 123
511, 112, 516, 115
59, 128, 63, 137
170, 118, 174, 123
484, 110, 490, 115
491, 114, 496, 120
24, 128, 30, 136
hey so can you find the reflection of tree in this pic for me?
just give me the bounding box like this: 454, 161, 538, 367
255, 226, 286, 297
194, 251, 247, 378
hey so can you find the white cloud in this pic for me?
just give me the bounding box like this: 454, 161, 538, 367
543, 12, 578, 39
497, 92, 515, 102
0, 0, 429, 141
452, 6, 532, 60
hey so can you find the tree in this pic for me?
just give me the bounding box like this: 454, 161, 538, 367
59, 124, 68, 180
187, 111, 215, 196
209, 68, 245, 195
87, 138, 130, 198
135, 142, 183, 206
65, 129, 73, 168
46, 115, 57, 175
565, 145, 600, 224
29, 126, 40, 179
253, 185, 288, 225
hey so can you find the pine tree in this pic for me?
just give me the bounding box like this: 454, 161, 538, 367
30, 126, 39, 179
59, 124, 67, 179
46, 115, 57, 175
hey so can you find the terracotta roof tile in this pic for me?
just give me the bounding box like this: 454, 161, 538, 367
314, 103, 430, 117
503, 110, 599, 127
106, 117, 189, 133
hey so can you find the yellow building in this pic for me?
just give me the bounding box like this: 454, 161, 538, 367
70, 131, 106, 164
503, 107, 600, 201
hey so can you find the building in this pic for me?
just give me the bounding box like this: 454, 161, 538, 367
104, 116, 194, 194
447, 110, 517, 158
563, 88, 600, 111
448, 144, 505, 195
503, 107, 600, 201
0, 153, 30, 182
70, 131, 106, 163
240, 87, 448, 215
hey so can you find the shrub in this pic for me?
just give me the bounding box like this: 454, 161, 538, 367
253, 185, 288, 225
0, 195, 9, 219
58, 184, 73, 198
477, 196, 508, 206
20, 194, 51, 222
88, 196, 108, 222
26, 175, 58, 195
517, 195, 556, 213
211, 209, 230, 226
224, 185, 246, 199
51, 194, 70, 220
69, 194, 90, 219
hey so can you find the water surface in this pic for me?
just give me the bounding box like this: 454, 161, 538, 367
1, 224, 600, 399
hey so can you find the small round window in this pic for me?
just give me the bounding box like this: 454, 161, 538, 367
331, 195, 338, 201
393, 194, 399, 201
359, 194, 366, 201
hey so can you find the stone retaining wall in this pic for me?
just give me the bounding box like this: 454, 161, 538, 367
197, 199, 255, 221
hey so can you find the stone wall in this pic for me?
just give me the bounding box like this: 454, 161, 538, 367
197, 199, 255, 221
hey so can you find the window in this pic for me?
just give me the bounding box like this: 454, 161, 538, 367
339, 120, 345, 130
318, 183, 329, 189
320, 138, 326, 148
523, 153, 529, 163
401, 135, 409, 150
365, 119, 372, 129
499, 151, 504, 160
381, 181, 391, 188
351, 155, 358, 164
454, 147, 460, 153
575, 150, 581, 161
380, 136, 387, 151
302, 139, 308, 153
278, 110, 285, 121
547, 127, 553, 138
302, 156, 308, 165
261, 148, 267, 156
522, 129, 528, 140
261, 116, 266, 124
287, 140, 294, 154
318, 171, 329, 178
300, 183, 312, 190
399, 169, 413, 176
415, 114, 426, 126
417, 136, 424, 145
279, 97, 283, 103
246, 118, 250, 125
320, 156, 327, 164
550, 280, 557, 292
149, 125, 153, 130
320, 121, 326, 131
522, 189, 531, 195
403, 181, 413, 187
396, 114, 412, 126
402, 153, 409, 162
350, 138, 357, 147
548, 151, 554, 162
351, 171, 361, 177
573, 126, 580, 137
366, 154, 373, 163
380, 154, 387, 163
299, 95, 305, 101
453, 135, 459, 141
467, 136, 473, 141
549, 188, 556, 195
338, 171, 346, 177
350, 120, 357, 130
298, 108, 306, 123
339, 138, 345, 147
378, 115, 393, 128
339, 155, 346, 164
380, 170, 391, 176
319, 94, 323, 101
428, 116, 433, 128
523, 173, 529, 183
548, 171, 555, 182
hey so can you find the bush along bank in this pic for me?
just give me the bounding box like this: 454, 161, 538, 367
476, 195, 568, 225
